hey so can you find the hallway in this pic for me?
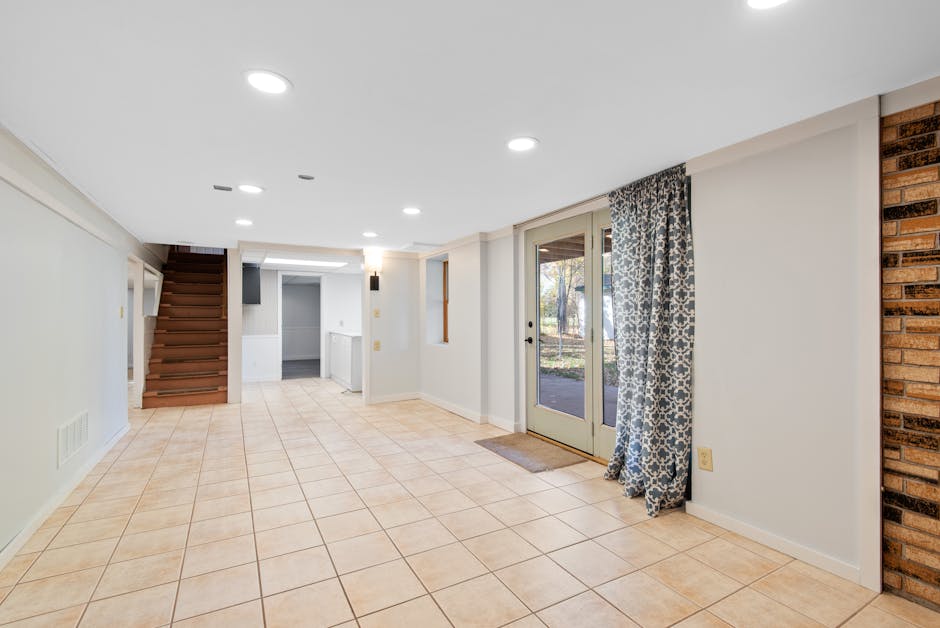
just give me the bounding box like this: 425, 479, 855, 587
0, 379, 935, 627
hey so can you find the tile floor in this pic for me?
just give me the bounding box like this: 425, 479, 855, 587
0, 378, 938, 627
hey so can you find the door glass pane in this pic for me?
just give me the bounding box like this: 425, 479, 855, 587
601, 228, 618, 426
537, 235, 586, 418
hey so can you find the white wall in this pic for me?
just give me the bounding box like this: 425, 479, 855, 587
483, 234, 517, 431
242, 269, 281, 382
282, 283, 321, 360
686, 98, 880, 586
419, 241, 484, 420
321, 273, 362, 380
365, 255, 420, 402
0, 127, 162, 559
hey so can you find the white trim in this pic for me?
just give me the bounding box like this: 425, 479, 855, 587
0, 423, 130, 570
882, 75, 940, 116
685, 502, 862, 586
368, 392, 420, 404
687, 97, 880, 176
419, 393, 483, 423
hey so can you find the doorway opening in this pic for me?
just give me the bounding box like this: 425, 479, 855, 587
281, 274, 321, 379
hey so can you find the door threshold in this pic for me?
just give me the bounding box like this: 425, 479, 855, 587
526, 430, 608, 466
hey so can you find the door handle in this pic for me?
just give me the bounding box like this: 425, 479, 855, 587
525, 337, 533, 344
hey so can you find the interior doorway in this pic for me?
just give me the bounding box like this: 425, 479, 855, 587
281, 274, 321, 379
524, 208, 618, 459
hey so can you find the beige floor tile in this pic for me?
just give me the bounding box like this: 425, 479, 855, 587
596, 571, 699, 628
595, 527, 677, 568
538, 590, 638, 628
496, 555, 587, 611
340, 559, 426, 616
512, 516, 587, 553
2, 604, 86, 627
463, 528, 541, 570
0, 567, 103, 624
872, 593, 940, 627
172, 600, 264, 628
843, 606, 918, 627
111, 524, 188, 562
80, 581, 176, 627
645, 553, 742, 607
418, 489, 478, 515
407, 542, 488, 591
327, 530, 401, 574
0, 553, 39, 588
93, 549, 183, 599
686, 537, 780, 584
187, 512, 254, 545
548, 540, 635, 587
263, 578, 352, 627
386, 518, 458, 556
358, 595, 451, 628
710, 588, 823, 627
634, 513, 716, 550
484, 497, 549, 526
174, 562, 260, 621
317, 508, 381, 543
49, 516, 129, 549
259, 546, 335, 595
673, 611, 733, 627
254, 520, 323, 559
181, 534, 256, 578
438, 506, 506, 540
124, 504, 191, 535
750, 564, 875, 626
21, 538, 117, 582
554, 505, 626, 538
433, 573, 529, 628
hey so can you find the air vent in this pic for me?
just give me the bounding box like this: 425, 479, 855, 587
212, 185, 233, 192
58, 412, 89, 467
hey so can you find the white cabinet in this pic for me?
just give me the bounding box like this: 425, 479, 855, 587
329, 331, 362, 392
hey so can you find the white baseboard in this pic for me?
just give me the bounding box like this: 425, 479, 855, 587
368, 392, 420, 404
0, 422, 130, 570
483, 414, 516, 432
419, 393, 483, 424
684, 501, 865, 587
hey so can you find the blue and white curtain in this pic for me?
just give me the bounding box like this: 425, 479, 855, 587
604, 163, 694, 517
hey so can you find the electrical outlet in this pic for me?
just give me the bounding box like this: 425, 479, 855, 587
373, 340, 381, 351
697, 447, 713, 472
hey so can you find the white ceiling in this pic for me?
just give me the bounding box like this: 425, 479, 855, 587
2, 1, 940, 251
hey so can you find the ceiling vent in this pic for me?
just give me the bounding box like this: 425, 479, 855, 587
212, 185, 233, 191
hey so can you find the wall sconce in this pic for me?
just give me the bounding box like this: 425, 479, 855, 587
364, 248, 383, 291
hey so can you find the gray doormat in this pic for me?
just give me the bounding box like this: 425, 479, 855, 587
474, 433, 585, 473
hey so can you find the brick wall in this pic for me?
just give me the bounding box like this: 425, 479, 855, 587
882, 100, 940, 610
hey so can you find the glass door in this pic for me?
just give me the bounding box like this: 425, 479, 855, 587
525, 214, 594, 453
525, 209, 616, 458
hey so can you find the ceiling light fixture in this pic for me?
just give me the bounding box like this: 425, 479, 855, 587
746, 0, 789, 9
508, 137, 539, 152
245, 70, 291, 94
235, 218, 253, 226
264, 257, 348, 268
402, 207, 421, 215
237, 184, 264, 194
362, 231, 378, 238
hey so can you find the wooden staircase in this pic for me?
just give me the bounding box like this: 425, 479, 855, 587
143, 250, 228, 408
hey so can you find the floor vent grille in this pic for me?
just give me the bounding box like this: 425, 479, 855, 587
58, 412, 89, 467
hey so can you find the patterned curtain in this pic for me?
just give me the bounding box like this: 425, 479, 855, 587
604, 163, 694, 517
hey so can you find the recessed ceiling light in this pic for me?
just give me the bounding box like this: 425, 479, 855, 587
362, 231, 378, 238
237, 184, 264, 194
264, 257, 347, 268
245, 70, 291, 94
747, 0, 788, 9
402, 207, 421, 215
235, 218, 253, 226
508, 137, 539, 152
